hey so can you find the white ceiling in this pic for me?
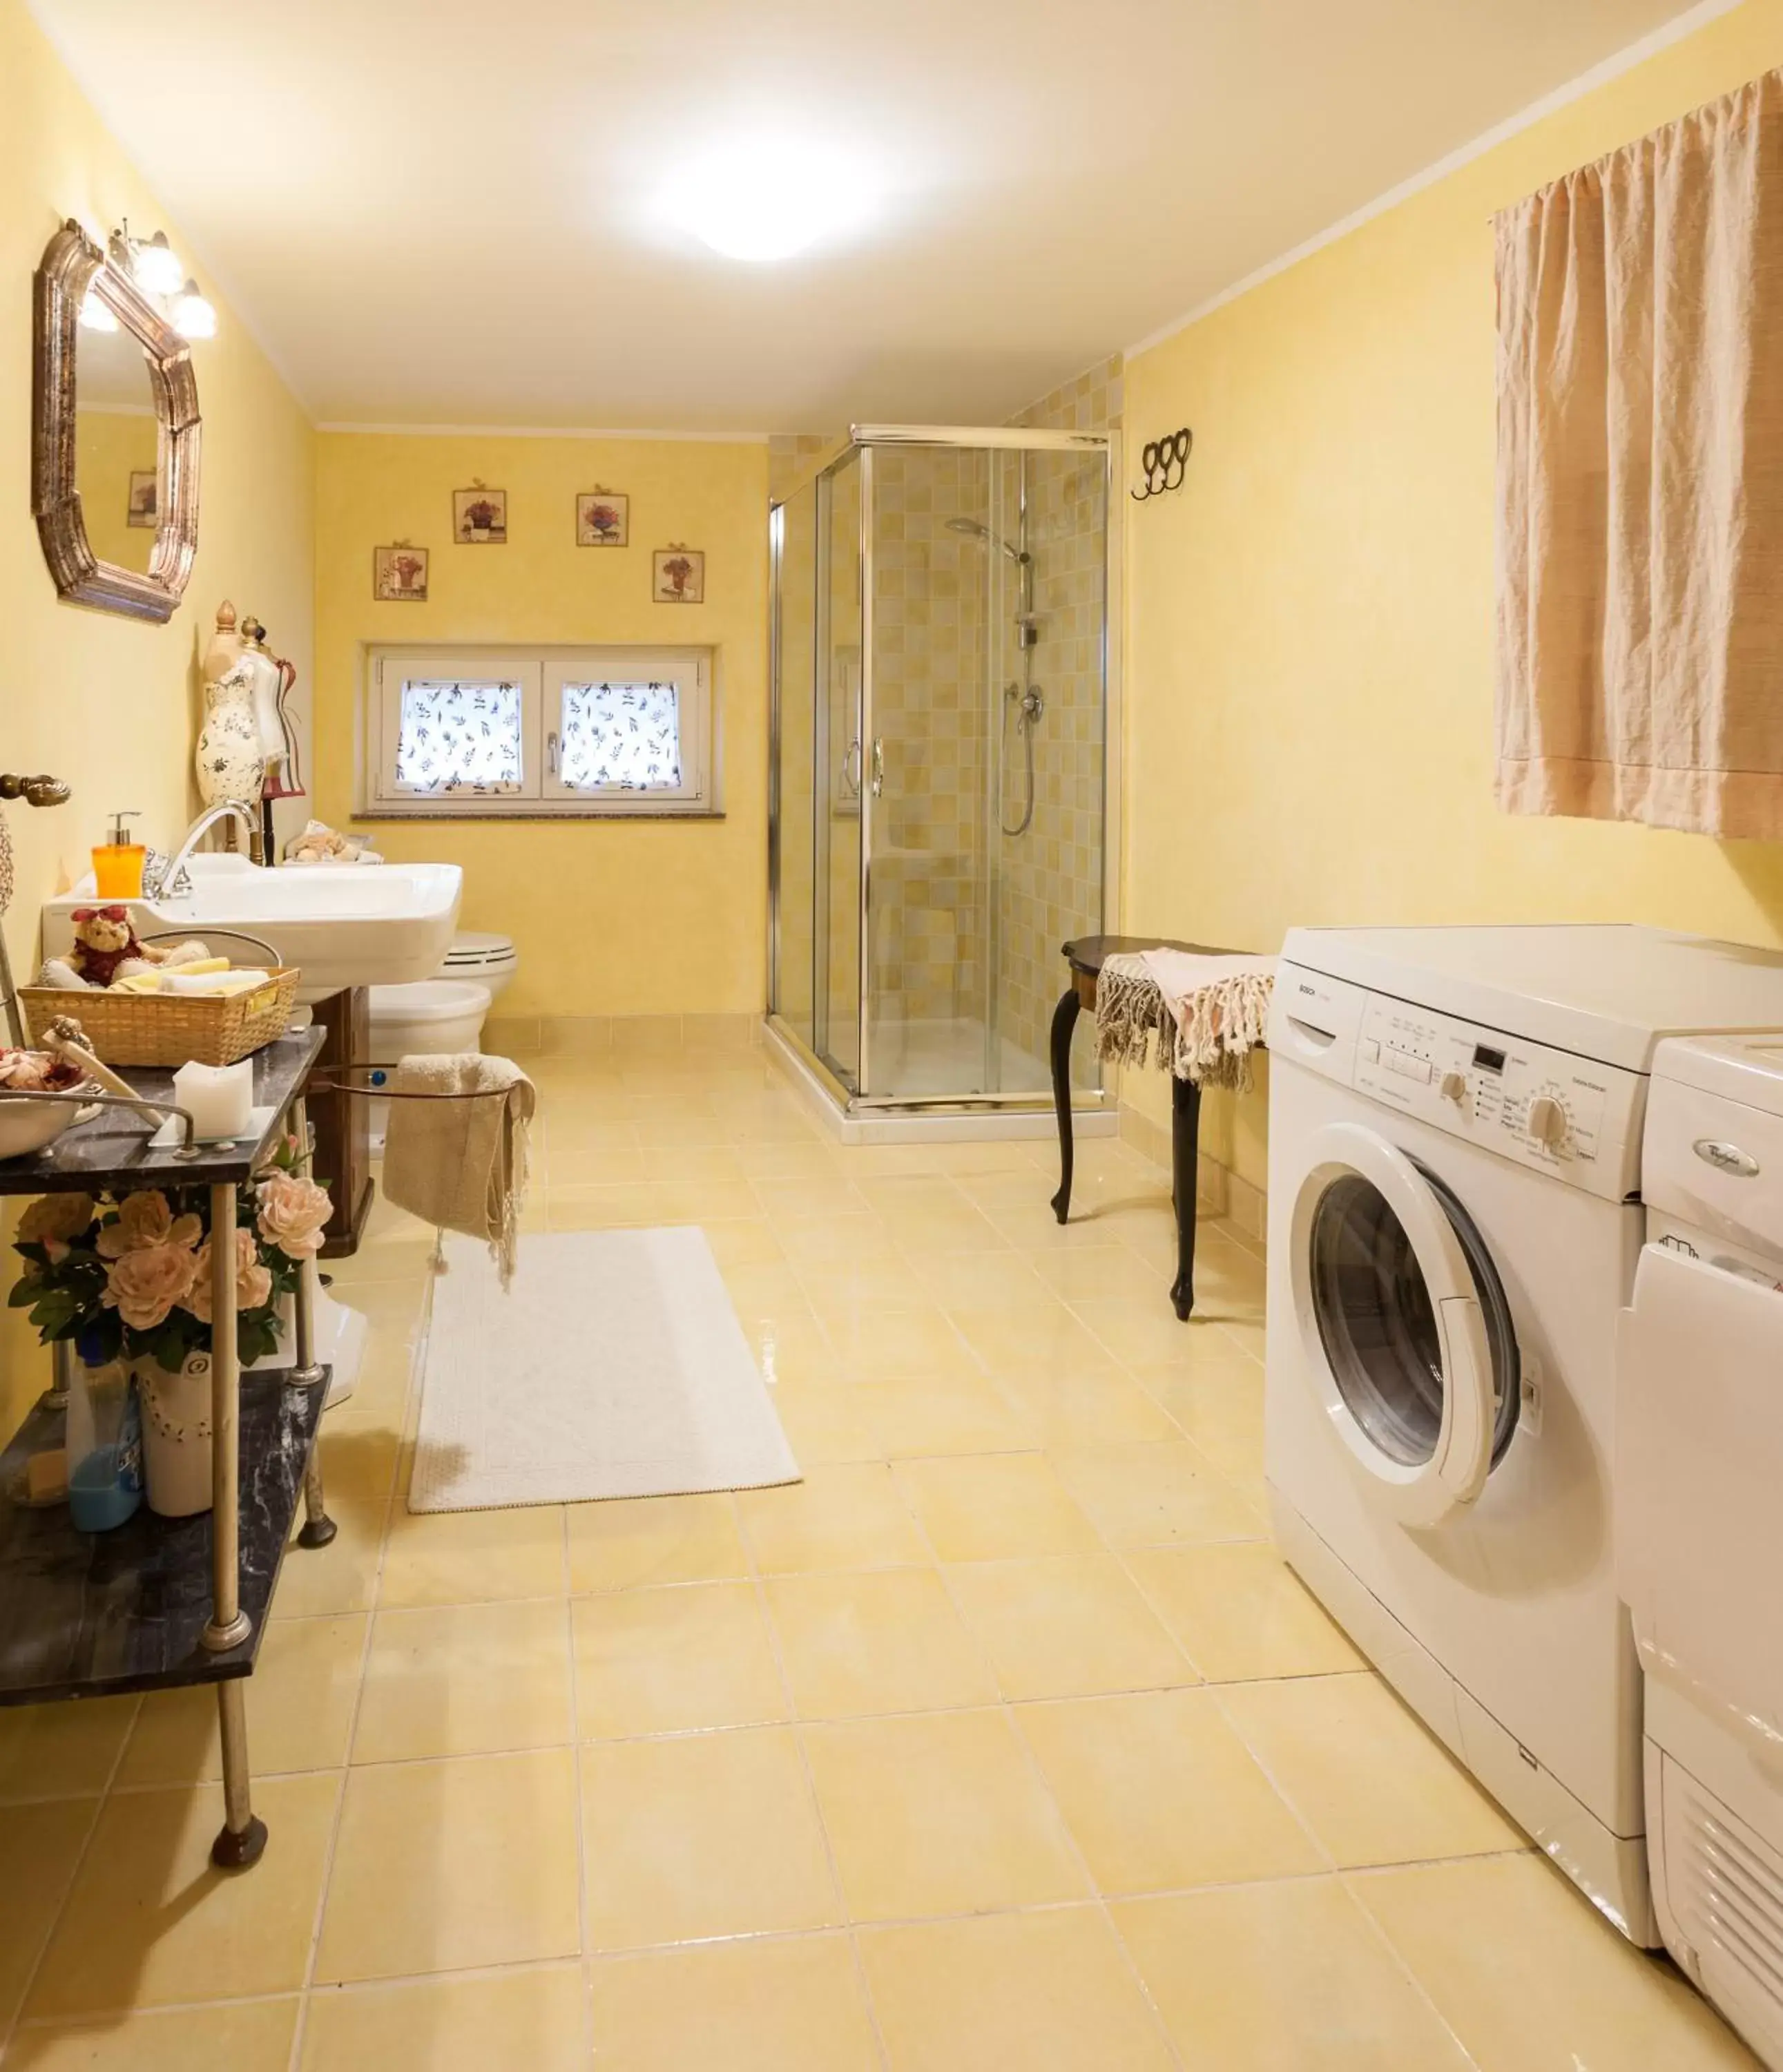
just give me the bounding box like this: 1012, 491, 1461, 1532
35, 0, 1699, 432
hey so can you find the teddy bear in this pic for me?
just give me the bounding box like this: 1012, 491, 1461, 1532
59, 908, 211, 989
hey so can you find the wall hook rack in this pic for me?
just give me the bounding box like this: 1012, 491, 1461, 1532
1131, 428, 1193, 501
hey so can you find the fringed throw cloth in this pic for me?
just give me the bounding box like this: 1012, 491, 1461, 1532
381, 1053, 535, 1290
1095, 950, 1275, 1091
1496, 68, 1783, 837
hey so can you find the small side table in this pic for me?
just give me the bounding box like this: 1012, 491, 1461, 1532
1050, 934, 1242, 1321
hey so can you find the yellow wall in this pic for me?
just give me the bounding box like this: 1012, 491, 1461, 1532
73, 406, 157, 573
1, 0, 314, 1422
313, 431, 770, 1019
1122, 0, 1783, 1190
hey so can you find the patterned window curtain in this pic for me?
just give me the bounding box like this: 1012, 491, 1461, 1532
1495, 68, 1783, 837
396, 680, 524, 793
559, 682, 683, 791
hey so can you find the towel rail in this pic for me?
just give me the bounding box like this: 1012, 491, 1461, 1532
305, 1063, 517, 1104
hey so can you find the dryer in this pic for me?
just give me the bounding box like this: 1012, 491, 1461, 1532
1265, 924, 1783, 1946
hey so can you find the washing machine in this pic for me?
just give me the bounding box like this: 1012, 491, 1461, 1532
1266, 923, 1783, 1946
1619, 1033, 1783, 2066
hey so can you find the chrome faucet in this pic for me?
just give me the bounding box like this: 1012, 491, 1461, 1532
156, 801, 262, 898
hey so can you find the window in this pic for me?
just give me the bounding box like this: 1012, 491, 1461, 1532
363, 646, 715, 818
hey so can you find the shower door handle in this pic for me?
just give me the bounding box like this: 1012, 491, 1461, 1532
842, 738, 862, 798
870, 739, 885, 798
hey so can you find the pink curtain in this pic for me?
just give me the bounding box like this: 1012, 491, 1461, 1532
1496, 68, 1783, 838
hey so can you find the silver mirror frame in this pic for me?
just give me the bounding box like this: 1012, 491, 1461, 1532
32, 219, 201, 624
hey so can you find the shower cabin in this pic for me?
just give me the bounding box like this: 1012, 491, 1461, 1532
769, 424, 1117, 1122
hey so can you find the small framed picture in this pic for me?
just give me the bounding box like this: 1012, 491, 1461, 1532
126, 470, 157, 528
653, 548, 704, 604
453, 487, 508, 543
576, 492, 629, 547
374, 544, 430, 602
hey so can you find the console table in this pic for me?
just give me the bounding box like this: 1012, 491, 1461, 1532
0, 1028, 335, 1870
1050, 935, 1248, 1321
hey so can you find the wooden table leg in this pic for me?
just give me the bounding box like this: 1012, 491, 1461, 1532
1170, 1073, 1202, 1321
1048, 986, 1082, 1224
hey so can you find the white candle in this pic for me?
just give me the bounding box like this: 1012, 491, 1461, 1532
173, 1059, 254, 1140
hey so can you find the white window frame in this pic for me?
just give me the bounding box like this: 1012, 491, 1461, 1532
362, 644, 717, 819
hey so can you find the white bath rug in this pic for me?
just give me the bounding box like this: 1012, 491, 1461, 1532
407, 1227, 800, 1513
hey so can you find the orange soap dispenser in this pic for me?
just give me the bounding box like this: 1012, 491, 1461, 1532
92, 811, 145, 899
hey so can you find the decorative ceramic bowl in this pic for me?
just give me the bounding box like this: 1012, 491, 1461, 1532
0, 1088, 100, 1161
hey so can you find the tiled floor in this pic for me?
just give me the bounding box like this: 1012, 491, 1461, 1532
0, 1039, 1760, 2068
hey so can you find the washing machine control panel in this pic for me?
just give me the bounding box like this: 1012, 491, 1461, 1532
1351, 995, 1644, 1196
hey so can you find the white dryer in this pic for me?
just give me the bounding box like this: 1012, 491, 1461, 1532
1620, 1034, 1783, 2066
1266, 924, 1783, 1947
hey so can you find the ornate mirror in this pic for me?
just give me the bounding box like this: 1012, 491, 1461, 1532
32, 220, 200, 623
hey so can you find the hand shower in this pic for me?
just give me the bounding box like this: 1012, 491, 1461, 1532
948, 517, 1043, 836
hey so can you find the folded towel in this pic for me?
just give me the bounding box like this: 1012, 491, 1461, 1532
381, 1053, 535, 1289
158, 968, 271, 996
1095, 950, 1277, 1090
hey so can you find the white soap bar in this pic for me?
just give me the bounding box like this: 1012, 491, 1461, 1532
173, 1058, 254, 1139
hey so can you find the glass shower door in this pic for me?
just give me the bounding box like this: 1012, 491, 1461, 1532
813, 453, 863, 1087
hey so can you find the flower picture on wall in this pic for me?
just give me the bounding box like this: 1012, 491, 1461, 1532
126, 471, 157, 528
453, 486, 508, 543
373, 544, 430, 602
576, 492, 629, 547
653, 548, 704, 604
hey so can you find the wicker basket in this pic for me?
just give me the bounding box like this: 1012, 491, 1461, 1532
19, 968, 302, 1068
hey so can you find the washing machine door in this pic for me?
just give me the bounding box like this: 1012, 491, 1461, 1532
1289, 1122, 1520, 1526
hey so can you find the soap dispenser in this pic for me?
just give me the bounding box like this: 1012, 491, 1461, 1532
92, 811, 145, 899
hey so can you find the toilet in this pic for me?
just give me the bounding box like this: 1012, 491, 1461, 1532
365, 977, 494, 1149
437, 931, 518, 1004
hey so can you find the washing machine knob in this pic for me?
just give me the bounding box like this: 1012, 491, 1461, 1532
1527, 1093, 1568, 1149
1438, 1070, 1467, 1104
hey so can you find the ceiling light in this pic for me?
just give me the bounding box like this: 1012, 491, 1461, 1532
171, 280, 217, 340
666, 137, 878, 262
77, 290, 119, 333
127, 228, 184, 297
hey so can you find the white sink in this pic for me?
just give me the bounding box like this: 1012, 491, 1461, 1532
42, 856, 463, 1001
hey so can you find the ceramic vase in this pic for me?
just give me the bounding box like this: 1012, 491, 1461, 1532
195, 662, 267, 808
137, 1352, 213, 1518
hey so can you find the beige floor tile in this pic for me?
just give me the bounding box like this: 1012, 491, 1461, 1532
582, 1725, 840, 1948
1025, 1244, 1176, 1304
316, 1747, 581, 1983
798, 1254, 934, 1312
1048, 1440, 1264, 1548
739, 1462, 929, 1573
298, 1964, 589, 2071
733, 1140, 846, 1180
700, 1216, 787, 1269
1135, 1359, 1266, 1490
119, 1614, 367, 1785
1351, 1852, 1757, 2069
589, 1933, 880, 2070
856, 1374, 1034, 1457
901, 1245, 1052, 1308
996, 1366, 1181, 1446
574, 1582, 788, 1736
1016, 1689, 1324, 1895
566, 1490, 750, 1591
1125, 1542, 1364, 1682
1115, 1878, 1474, 2069
773, 1212, 896, 1270
1220, 1672, 1525, 1868
545, 1183, 672, 1230
0, 1698, 136, 1802
947, 1303, 1121, 1376
811, 1303, 978, 1380
754, 1174, 872, 1220
271, 1471, 388, 1618
1068, 1298, 1236, 1371
947, 1555, 1196, 1701
862, 1908, 1175, 2069
378, 1502, 567, 1608
29, 1773, 337, 2017
770, 1382, 885, 1465
803, 1708, 1087, 1921
752, 1313, 846, 1386
720, 1259, 815, 1322
765, 1568, 999, 1717
0, 1801, 97, 2027
14, 1998, 300, 2070
352, 1598, 574, 1761
893, 1453, 1102, 1562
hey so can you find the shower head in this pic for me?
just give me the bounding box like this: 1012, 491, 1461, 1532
945, 516, 1028, 564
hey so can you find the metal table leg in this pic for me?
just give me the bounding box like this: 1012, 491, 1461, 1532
200, 1180, 265, 1868
1170, 1073, 1203, 1321
289, 1098, 336, 1550
1048, 986, 1082, 1224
